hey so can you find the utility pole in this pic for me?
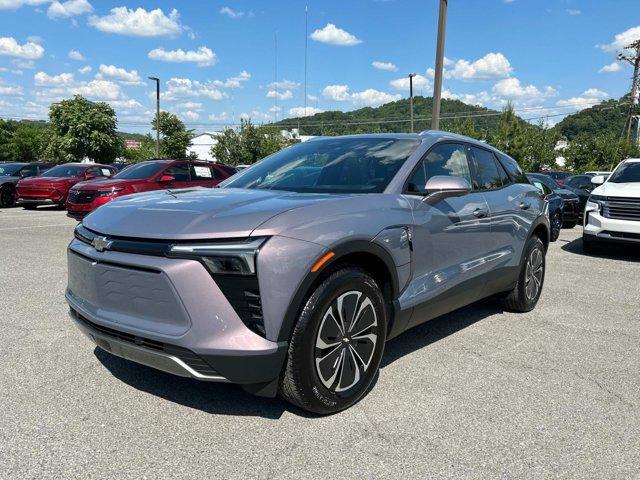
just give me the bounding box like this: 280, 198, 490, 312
619, 39, 640, 141
304, 5, 308, 119
431, 0, 448, 130
408, 73, 417, 132
148, 76, 160, 157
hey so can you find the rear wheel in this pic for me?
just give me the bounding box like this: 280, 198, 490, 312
501, 236, 546, 312
550, 211, 562, 242
280, 268, 387, 415
0, 185, 15, 208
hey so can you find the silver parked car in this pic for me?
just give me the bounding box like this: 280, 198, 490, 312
66, 131, 549, 414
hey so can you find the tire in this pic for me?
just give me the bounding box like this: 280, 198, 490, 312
550, 211, 562, 242
500, 236, 546, 312
0, 185, 15, 208
563, 220, 578, 229
279, 267, 387, 415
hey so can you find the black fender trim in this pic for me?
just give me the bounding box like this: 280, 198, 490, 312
277, 239, 401, 343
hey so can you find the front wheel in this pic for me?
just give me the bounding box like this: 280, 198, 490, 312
500, 236, 546, 312
0, 186, 15, 208
279, 268, 387, 415
550, 211, 562, 242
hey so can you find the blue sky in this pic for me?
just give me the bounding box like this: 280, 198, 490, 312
0, 0, 638, 133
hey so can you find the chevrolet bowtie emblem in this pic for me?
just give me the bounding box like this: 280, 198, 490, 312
92, 236, 113, 252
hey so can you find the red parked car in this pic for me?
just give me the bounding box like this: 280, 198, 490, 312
16, 163, 117, 210
66, 159, 236, 219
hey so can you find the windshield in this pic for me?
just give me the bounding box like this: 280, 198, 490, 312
0, 164, 22, 176
223, 137, 420, 193
546, 171, 569, 180
114, 162, 165, 180
42, 165, 86, 178
608, 162, 640, 183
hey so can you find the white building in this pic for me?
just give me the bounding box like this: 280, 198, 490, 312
186, 132, 222, 162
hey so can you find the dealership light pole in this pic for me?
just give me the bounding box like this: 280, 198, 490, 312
409, 73, 417, 132
431, 0, 448, 130
148, 76, 160, 157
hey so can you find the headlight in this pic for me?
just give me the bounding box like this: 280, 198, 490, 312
586, 194, 606, 212
168, 237, 267, 275
97, 188, 124, 197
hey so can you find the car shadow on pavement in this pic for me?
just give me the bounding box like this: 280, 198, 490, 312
381, 301, 503, 369
561, 237, 640, 263
94, 300, 503, 418
93, 347, 296, 419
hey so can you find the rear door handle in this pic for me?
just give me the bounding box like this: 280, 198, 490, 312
473, 208, 488, 218
519, 202, 531, 210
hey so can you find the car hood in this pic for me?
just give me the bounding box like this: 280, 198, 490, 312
18, 176, 79, 188
73, 178, 138, 190
555, 188, 578, 200
83, 187, 359, 240
593, 181, 640, 197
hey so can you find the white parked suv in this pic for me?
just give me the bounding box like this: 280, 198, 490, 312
583, 158, 640, 251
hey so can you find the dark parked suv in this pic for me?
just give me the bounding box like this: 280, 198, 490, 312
66, 132, 549, 414
0, 162, 52, 207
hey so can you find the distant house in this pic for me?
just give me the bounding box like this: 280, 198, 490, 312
186, 132, 222, 162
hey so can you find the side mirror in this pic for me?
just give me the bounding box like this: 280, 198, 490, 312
159, 174, 175, 183
591, 175, 605, 186
424, 175, 471, 200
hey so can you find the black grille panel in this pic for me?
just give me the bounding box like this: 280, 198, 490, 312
213, 276, 265, 337
68, 190, 97, 204
602, 196, 640, 221
71, 309, 219, 376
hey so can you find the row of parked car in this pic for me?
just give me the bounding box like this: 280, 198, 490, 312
0, 159, 237, 218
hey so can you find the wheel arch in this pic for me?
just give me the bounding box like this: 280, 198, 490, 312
277, 239, 400, 343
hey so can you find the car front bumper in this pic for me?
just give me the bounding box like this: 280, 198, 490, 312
583, 201, 640, 244
65, 239, 288, 389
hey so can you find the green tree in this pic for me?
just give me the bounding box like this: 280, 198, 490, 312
152, 111, 193, 159
45, 95, 121, 163
12, 124, 50, 162
563, 132, 640, 172
122, 134, 157, 163
519, 120, 560, 171
0, 119, 18, 162
212, 119, 292, 165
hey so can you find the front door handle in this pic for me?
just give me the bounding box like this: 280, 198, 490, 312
519, 202, 531, 210
473, 208, 488, 218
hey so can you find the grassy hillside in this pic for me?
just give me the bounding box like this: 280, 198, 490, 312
553, 96, 631, 140
272, 96, 532, 137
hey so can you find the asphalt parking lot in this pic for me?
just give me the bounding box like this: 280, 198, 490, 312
1, 207, 639, 480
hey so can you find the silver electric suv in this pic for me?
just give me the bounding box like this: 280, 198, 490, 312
66, 131, 549, 414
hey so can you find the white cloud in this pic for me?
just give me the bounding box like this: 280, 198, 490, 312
34, 71, 75, 86
163, 77, 226, 101
350, 88, 401, 107
78, 65, 91, 74
219, 6, 243, 18
566, 8, 581, 15
268, 79, 300, 90
442, 90, 492, 107
47, 0, 92, 19
13, 59, 35, 69
267, 89, 293, 100
599, 61, 621, 73
97, 64, 142, 85
175, 101, 202, 111
492, 77, 557, 104
556, 88, 609, 111
0, 80, 23, 96
212, 70, 251, 88
148, 46, 216, 66
307, 94, 319, 102
73, 79, 122, 100
209, 112, 230, 122
445, 52, 513, 80
89, 7, 183, 37
107, 98, 143, 111
0, 0, 48, 10
0, 37, 44, 59
68, 49, 85, 61
310, 23, 362, 46
372, 61, 398, 72
322, 84, 350, 101
597, 26, 640, 53
179, 110, 199, 121
287, 106, 324, 117
389, 74, 430, 91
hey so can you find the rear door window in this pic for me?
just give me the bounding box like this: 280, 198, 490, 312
496, 152, 528, 183
469, 146, 507, 190
190, 164, 217, 180
164, 163, 191, 181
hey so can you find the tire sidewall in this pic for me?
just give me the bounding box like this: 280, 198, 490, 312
518, 236, 546, 310
287, 269, 387, 414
